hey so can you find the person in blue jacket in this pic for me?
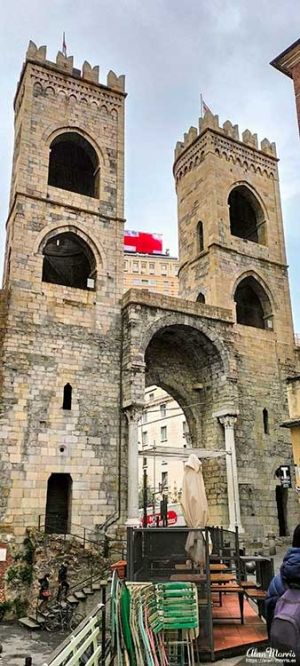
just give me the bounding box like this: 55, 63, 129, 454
265, 524, 300, 636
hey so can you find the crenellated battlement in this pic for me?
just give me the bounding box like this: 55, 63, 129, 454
25, 40, 125, 92
174, 108, 277, 161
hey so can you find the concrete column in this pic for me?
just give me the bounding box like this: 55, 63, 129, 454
124, 405, 143, 526
218, 414, 243, 534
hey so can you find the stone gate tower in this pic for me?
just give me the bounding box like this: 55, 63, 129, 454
173, 110, 298, 536
0, 42, 126, 538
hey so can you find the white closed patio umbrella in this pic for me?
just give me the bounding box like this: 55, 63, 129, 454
181, 454, 210, 566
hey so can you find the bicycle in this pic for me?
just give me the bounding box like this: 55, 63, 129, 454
44, 600, 84, 632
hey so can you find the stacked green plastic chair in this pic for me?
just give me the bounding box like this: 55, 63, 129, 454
113, 579, 200, 665
155, 582, 199, 666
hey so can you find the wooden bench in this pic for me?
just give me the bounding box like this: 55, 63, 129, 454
211, 583, 244, 624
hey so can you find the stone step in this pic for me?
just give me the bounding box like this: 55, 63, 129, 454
82, 587, 94, 595
18, 616, 40, 630
74, 591, 86, 600
67, 595, 79, 605
92, 582, 101, 591
29, 613, 45, 625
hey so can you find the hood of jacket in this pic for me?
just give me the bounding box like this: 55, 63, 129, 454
280, 547, 300, 584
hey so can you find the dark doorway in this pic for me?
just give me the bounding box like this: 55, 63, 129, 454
45, 473, 72, 534
276, 485, 288, 537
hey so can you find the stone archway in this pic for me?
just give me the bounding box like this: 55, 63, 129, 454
123, 310, 241, 529
144, 324, 231, 528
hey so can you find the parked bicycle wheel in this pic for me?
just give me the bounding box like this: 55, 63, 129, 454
45, 610, 61, 632
69, 611, 84, 630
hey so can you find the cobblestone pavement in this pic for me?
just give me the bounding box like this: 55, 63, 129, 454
0, 623, 64, 665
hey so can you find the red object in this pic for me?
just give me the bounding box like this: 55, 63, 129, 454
143, 510, 177, 527
124, 231, 163, 255
111, 560, 127, 580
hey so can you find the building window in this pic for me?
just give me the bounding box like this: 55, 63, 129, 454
228, 185, 266, 245
42, 232, 96, 290
63, 383, 72, 410
141, 262, 147, 273
161, 470, 168, 490
160, 426, 167, 442
161, 264, 167, 275
149, 392, 154, 400
160, 403, 167, 418
124, 261, 128, 272
149, 263, 155, 274
197, 221, 204, 252
142, 431, 148, 446
263, 408, 269, 434
141, 279, 149, 284
133, 261, 139, 273
234, 276, 272, 329
196, 292, 205, 303
48, 131, 99, 198
142, 412, 147, 424
133, 278, 141, 285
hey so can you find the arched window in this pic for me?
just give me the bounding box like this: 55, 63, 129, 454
228, 185, 266, 245
42, 231, 96, 290
234, 276, 272, 329
197, 221, 204, 253
196, 292, 205, 303
263, 408, 269, 434
48, 132, 99, 198
63, 384, 72, 410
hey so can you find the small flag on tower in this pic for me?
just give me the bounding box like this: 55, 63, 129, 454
200, 94, 212, 117
62, 32, 67, 57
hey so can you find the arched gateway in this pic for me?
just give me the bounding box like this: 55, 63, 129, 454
122, 294, 242, 532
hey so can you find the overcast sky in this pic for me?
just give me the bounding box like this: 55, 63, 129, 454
0, 1, 300, 328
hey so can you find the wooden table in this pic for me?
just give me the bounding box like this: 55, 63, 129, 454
175, 563, 228, 572
209, 563, 228, 572
210, 573, 236, 584
170, 573, 206, 583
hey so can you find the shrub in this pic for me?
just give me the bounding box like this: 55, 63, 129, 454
0, 600, 12, 622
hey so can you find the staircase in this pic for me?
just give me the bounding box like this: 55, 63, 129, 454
18, 577, 104, 630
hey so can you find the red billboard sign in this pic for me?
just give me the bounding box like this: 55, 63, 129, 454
124, 230, 163, 255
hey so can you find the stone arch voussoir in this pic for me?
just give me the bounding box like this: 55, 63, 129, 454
34, 223, 107, 274
140, 311, 231, 377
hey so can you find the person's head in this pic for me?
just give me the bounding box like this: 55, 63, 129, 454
292, 524, 300, 548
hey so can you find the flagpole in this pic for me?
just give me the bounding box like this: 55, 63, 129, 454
62, 32, 67, 58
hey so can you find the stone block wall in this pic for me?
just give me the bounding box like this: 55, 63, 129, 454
0, 43, 127, 538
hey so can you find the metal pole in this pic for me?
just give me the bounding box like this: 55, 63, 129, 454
143, 457, 148, 527
101, 581, 107, 666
